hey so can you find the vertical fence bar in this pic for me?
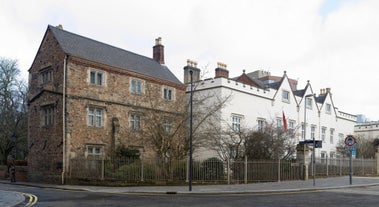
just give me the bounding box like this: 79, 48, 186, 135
326, 155, 328, 177
141, 159, 144, 182
244, 156, 247, 184
278, 158, 281, 182
227, 159, 230, 185
101, 158, 105, 180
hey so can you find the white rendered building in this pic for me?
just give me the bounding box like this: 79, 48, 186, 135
184, 61, 356, 160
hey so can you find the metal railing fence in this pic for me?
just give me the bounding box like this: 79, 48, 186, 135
69, 157, 305, 183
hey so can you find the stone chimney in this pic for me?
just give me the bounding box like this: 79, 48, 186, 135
153, 37, 164, 64
56, 24, 63, 30
183, 59, 200, 84
215, 62, 229, 78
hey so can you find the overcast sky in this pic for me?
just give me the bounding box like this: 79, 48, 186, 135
1, 0, 379, 121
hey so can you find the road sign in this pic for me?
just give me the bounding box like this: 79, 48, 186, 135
344, 135, 356, 147
299, 140, 322, 148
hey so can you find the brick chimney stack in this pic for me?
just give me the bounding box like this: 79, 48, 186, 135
215, 62, 229, 78
153, 37, 164, 64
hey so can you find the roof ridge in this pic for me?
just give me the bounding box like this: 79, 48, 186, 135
48, 25, 156, 63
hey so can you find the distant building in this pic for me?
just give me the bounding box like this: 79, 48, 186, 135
184, 63, 356, 160
355, 121, 379, 139
28, 25, 185, 183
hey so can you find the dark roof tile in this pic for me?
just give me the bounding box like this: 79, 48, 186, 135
48, 25, 181, 84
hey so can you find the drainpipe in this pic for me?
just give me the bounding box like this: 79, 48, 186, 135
62, 55, 67, 184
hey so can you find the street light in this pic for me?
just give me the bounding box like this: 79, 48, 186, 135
189, 70, 194, 191
304, 94, 316, 186
11, 132, 17, 160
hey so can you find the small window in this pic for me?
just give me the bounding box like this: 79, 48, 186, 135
86, 145, 103, 157
282, 90, 290, 103
306, 97, 313, 109
163, 87, 174, 100
301, 123, 305, 140
325, 103, 331, 114
131, 79, 143, 94
257, 119, 265, 131
232, 115, 242, 132
130, 114, 141, 131
162, 119, 172, 133
40, 69, 53, 84
311, 125, 316, 140
276, 118, 282, 128
330, 128, 334, 144
321, 127, 327, 142
88, 107, 103, 127
42, 105, 54, 126
90, 70, 104, 86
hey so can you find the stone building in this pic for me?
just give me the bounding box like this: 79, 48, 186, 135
28, 25, 186, 183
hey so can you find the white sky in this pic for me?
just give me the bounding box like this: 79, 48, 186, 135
1, 0, 379, 120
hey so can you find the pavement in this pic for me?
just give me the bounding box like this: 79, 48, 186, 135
1, 176, 379, 206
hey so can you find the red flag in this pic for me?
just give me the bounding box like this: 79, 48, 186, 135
282, 111, 288, 131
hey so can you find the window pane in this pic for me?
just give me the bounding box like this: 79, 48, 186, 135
96, 109, 102, 127
90, 72, 96, 84
88, 108, 94, 126
97, 73, 102, 86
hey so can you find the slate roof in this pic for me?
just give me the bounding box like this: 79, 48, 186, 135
48, 25, 181, 84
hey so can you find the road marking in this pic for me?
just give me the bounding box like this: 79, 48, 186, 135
22, 193, 38, 207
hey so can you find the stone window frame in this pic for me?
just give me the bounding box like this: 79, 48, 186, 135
162, 118, 173, 134
162, 86, 175, 101
39, 66, 53, 85
88, 68, 106, 87
41, 104, 55, 127
87, 106, 105, 128
129, 113, 142, 131
130, 78, 144, 95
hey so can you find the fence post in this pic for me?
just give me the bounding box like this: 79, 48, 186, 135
101, 158, 105, 180
278, 158, 281, 182
227, 158, 230, 185
339, 156, 342, 176
326, 155, 328, 177
244, 156, 247, 184
186, 156, 189, 182
141, 159, 144, 182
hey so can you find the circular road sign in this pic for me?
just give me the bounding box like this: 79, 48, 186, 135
344, 135, 356, 147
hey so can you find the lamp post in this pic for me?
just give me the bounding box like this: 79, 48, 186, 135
304, 94, 316, 186
11, 132, 17, 160
189, 70, 194, 191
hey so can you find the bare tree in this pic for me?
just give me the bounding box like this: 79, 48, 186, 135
244, 121, 297, 160
0, 57, 28, 164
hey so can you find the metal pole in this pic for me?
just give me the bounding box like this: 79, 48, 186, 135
189, 70, 193, 191
349, 150, 353, 185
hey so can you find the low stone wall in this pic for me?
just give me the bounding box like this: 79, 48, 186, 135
0, 165, 28, 182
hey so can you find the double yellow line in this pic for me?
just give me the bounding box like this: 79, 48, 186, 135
22, 193, 38, 207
